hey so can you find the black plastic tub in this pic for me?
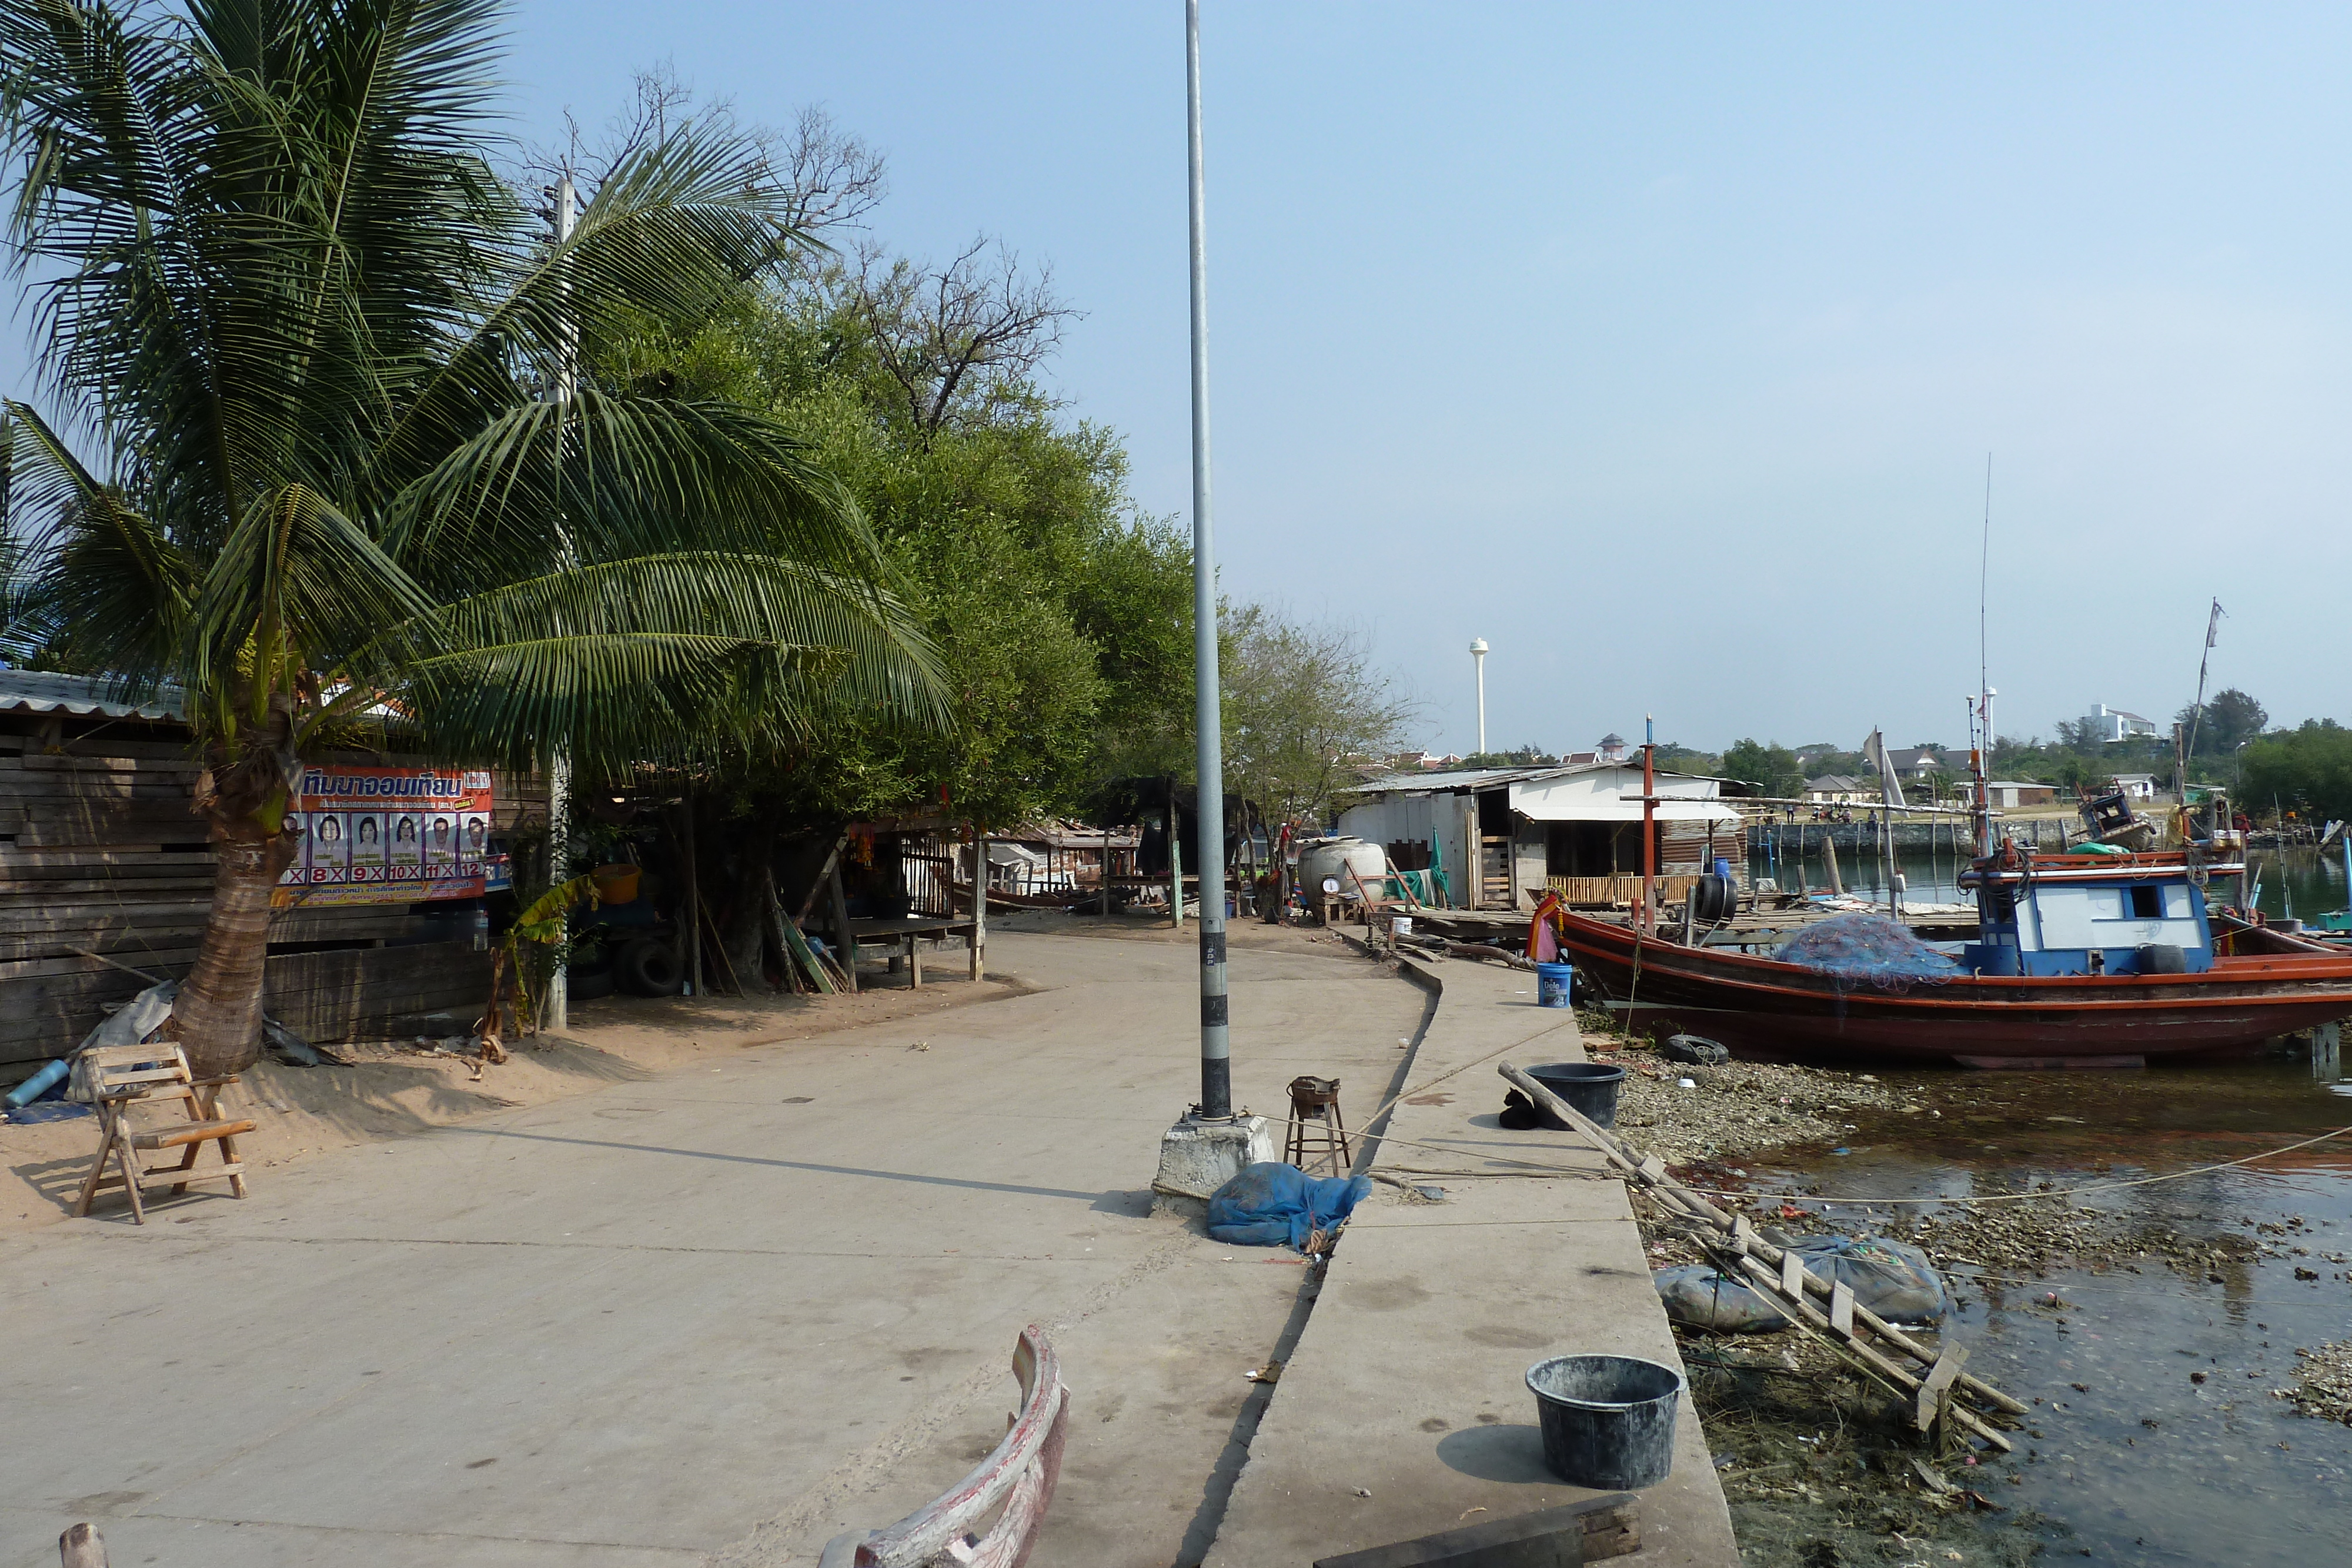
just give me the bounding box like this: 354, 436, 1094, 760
1525, 1353, 1683, 1489
1526, 1061, 1626, 1129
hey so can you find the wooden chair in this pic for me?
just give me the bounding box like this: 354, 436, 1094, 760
71, 1044, 254, 1223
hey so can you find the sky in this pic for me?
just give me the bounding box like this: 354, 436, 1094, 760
18, 4, 2352, 758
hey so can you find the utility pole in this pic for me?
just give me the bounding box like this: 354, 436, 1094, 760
1186, 0, 1230, 1120
1470, 638, 1488, 757
544, 173, 577, 1032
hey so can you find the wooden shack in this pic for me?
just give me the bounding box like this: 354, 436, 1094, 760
1335, 760, 1749, 910
1, 671, 540, 1092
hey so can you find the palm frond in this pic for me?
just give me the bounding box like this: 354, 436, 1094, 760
1, 0, 951, 771
1, 399, 195, 683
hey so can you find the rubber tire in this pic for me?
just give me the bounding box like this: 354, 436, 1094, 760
615, 936, 686, 997
565, 964, 615, 1002
2138, 943, 2188, 975
1692, 872, 1736, 924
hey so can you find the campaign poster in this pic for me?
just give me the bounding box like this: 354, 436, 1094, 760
422, 811, 456, 877
275, 767, 497, 907
305, 810, 351, 885
350, 813, 390, 882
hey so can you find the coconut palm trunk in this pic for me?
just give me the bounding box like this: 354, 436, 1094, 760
169, 695, 303, 1075
176, 819, 299, 1076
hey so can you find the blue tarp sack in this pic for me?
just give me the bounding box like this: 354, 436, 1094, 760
1206, 1161, 1374, 1249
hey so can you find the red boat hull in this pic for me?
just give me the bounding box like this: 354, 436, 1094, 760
1555, 911, 2352, 1066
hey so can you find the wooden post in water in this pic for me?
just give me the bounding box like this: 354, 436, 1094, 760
1823, 833, 1843, 896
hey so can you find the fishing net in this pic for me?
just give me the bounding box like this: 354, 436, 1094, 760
1775, 912, 1960, 991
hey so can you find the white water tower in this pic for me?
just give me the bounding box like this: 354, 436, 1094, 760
1469, 638, 1489, 756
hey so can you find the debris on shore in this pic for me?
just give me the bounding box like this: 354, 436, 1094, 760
1682, 1327, 2052, 1568
1602, 1038, 1907, 1165
2290, 1340, 2352, 1424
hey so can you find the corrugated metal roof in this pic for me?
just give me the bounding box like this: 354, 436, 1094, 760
1347, 764, 1578, 794
0, 668, 188, 723
1347, 760, 1743, 797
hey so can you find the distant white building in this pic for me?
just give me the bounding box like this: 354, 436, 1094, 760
2083, 705, 2159, 743
1956, 780, 2061, 809
2109, 773, 2159, 800
1805, 775, 1870, 804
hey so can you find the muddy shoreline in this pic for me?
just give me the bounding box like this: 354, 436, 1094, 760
1579, 1014, 2352, 1567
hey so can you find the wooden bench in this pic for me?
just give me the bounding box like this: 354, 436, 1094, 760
847, 917, 979, 989
71, 1043, 254, 1223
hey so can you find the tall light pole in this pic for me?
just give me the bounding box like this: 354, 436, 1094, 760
1469, 638, 1489, 757
544, 172, 577, 1031
1185, 0, 1231, 1121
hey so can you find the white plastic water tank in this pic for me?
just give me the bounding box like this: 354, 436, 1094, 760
1295, 836, 1388, 900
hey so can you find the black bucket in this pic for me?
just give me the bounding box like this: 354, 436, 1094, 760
1526, 1062, 1626, 1129
1525, 1353, 1683, 1489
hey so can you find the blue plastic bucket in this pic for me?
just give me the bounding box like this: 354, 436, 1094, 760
1535, 961, 1576, 1008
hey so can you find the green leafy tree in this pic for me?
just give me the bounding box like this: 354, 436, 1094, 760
2241, 720, 2352, 823
0, 0, 941, 1072
1651, 742, 1720, 774
1222, 603, 1416, 827
1720, 738, 1805, 798
616, 213, 1194, 831
2178, 687, 2267, 758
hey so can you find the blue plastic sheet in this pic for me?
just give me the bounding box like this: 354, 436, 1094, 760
1205, 1161, 1374, 1249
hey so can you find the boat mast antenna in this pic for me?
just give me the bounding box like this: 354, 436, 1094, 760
1974, 454, 1994, 857
2180, 599, 2226, 798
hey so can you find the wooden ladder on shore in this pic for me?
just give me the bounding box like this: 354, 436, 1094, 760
1499, 1061, 2024, 1452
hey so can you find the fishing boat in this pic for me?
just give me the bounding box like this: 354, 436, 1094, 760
1548, 710, 2352, 1068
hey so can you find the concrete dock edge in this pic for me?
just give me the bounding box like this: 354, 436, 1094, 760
1203, 946, 1742, 1566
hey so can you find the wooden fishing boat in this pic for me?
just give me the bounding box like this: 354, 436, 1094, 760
1557, 845, 2352, 1068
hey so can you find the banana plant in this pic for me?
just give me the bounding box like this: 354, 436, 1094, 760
476, 874, 600, 1062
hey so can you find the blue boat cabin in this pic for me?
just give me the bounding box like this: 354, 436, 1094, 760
1962, 865, 2214, 977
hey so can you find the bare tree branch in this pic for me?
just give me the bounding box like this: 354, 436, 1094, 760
517, 73, 887, 248
775, 106, 886, 235
850, 238, 1077, 440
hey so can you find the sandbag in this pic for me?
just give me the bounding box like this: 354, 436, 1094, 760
1655, 1266, 1790, 1332
1205, 1161, 1372, 1250
1655, 1232, 1949, 1333
1788, 1233, 1948, 1323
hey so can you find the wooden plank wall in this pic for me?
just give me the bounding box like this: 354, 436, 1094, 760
2, 717, 511, 1087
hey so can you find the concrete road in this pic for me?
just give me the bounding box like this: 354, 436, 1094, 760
0, 929, 1424, 1568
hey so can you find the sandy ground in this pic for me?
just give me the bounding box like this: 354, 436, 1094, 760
5, 910, 1337, 1236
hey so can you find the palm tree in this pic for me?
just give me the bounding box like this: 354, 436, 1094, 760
0, 0, 944, 1075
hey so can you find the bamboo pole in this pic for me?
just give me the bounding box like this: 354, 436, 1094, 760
1498, 1061, 2022, 1443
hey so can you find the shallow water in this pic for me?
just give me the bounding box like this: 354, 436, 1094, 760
1746, 1049, 2352, 1564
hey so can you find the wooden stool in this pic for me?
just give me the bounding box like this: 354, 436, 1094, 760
71, 1044, 255, 1223
1284, 1075, 1351, 1176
